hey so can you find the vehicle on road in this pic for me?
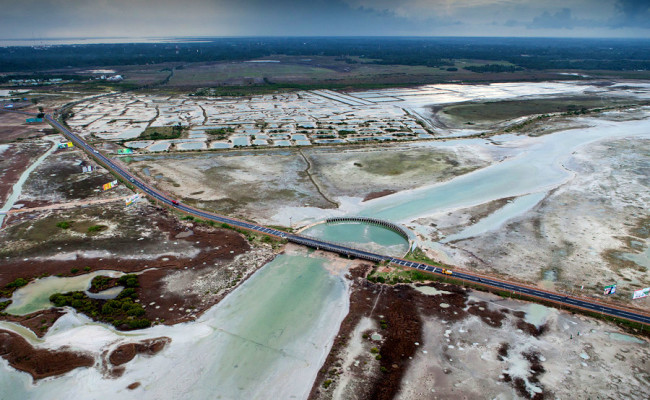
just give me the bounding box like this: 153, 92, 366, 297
30, 109, 649, 327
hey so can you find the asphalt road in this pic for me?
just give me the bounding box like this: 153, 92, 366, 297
37, 113, 650, 326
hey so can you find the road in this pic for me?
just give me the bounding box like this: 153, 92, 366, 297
13, 111, 646, 326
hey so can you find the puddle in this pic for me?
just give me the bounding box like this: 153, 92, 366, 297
542, 269, 558, 282
524, 304, 551, 327
413, 285, 452, 296
5, 271, 124, 316
85, 286, 124, 300
607, 332, 647, 344
620, 244, 650, 270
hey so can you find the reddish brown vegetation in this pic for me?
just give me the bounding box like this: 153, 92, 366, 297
0, 329, 94, 380
108, 337, 171, 366
1, 309, 65, 338
310, 276, 477, 400
362, 190, 397, 202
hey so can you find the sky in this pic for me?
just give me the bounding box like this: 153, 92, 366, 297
1, 0, 649, 40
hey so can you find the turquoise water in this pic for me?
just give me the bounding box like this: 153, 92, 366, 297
302, 222, 409, 256
442, 192, 546, 243
6, 271, 124, 316
358, 120, 650, 223
190, 254, 347, 398
607, 332, 647, 344
0, 254, 349, 400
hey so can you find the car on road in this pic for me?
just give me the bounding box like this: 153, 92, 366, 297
171, 200, 179, 206
442, 269, 453, 275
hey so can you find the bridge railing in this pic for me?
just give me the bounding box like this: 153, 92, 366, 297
325, 216, 411, 242
288, 234, 389, 263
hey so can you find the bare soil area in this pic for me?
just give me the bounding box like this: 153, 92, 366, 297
434, 95, 649, 130
311, 275, 650, 400
305, 144, 492, 200
0, 329, 94, 380
419, 137, 650, 303
14, 145, 131, 207
0, 140, 51, 206
0, 112, 51, 143
0, 202, 275, 330
127, 149, 334, 221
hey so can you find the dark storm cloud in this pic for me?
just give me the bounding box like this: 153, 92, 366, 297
0, 0, 457, 38
0, 0, 647, 39
612, 0, 650, 28
525, 0, 649, 31
528, 8, 588, 30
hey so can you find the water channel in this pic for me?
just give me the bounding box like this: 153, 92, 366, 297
301, 221, 410, 256
6, 271, 124, 316
0, 138, 58, 227
357, 118, 650, 225
0, 254, 349, 400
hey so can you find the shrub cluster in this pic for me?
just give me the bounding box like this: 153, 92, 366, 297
49, 274, 149, 330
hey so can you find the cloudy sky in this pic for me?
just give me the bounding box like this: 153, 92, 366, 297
1, 0, 648, 39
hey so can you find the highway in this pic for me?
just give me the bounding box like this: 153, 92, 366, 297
20, 112, 649, 326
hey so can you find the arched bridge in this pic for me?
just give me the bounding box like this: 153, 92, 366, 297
325, 216, 416, 250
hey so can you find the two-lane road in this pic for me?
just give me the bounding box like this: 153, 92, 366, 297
40, 113, 650, 326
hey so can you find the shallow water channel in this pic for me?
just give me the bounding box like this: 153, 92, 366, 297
0, 253, 349, 400
358, 118, 650, 224
0, 139, 58, 227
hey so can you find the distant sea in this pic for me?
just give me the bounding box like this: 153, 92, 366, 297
0, 37, 212, 47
